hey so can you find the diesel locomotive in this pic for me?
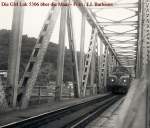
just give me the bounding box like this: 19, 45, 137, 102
107, 66, 131, 94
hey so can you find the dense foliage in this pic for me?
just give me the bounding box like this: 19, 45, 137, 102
0, 29, 74, 86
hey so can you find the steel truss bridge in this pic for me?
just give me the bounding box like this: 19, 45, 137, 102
0, 0, 150, 127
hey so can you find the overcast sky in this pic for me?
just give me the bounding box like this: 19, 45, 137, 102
0, 0, 138, 52
0, 0, 93, 51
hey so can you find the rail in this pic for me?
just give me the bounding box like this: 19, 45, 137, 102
1, 94, 122, 128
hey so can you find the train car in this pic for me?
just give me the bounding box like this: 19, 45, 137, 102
107, 66, 131, 94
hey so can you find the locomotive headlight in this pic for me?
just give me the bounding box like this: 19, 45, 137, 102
123, 79, 127, 83
109, 76, 116, 83
111, 78, 115, 82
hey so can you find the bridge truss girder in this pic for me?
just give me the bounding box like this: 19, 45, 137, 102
3, 0, 141, 109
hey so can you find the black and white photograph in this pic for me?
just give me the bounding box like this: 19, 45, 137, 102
0, 0, 147, 128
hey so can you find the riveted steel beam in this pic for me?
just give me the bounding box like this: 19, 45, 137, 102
7, 0, 24, 108
79, 14, 85, 86
73, 0, 121, 65
136, 0, 143, 78
110, 41, 137, 44
55, 6, 67, 101
105, 33, 137, 37
98, 21, 138, 26
67, 7, 80, 98
103, 46, 109, 90
98, 39, 104, 92
20, 7, 60, 108
141, 0, 150, 77
81, 27, 97, 97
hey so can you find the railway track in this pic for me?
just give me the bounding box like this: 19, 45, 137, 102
1, 94, 122, 128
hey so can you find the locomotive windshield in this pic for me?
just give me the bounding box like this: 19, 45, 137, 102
112, 67, 129, 77
108, 66, 131, 94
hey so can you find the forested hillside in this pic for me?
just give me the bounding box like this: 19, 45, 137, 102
0, 29, 75, 86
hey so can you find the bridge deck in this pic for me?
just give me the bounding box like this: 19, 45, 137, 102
0, 94, 108, 126
86, 79, 146, 128
86, 97, 123, 128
